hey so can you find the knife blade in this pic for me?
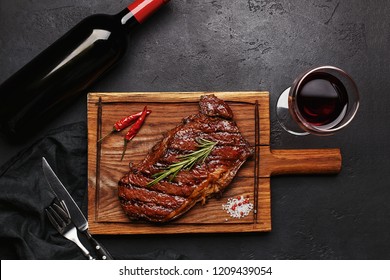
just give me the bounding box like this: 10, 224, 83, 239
42, 157, 113, 260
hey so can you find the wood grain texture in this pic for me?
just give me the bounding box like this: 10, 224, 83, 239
87, 92, 341, 234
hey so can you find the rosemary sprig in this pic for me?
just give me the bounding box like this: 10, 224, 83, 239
147, 138, 217, 187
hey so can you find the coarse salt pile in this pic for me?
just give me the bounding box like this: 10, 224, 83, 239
222, 195, 254, 219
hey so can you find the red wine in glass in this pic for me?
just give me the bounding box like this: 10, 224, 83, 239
296, 73, 348, 127
276, 66, 359, 136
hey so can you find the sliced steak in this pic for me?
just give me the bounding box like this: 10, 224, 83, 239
118, 94, 253, 223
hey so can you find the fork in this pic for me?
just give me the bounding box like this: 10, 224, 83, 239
46, 200, 94, 260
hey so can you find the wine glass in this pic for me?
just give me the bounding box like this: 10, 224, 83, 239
276, 66, 360, 136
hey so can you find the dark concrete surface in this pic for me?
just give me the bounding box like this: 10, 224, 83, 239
1, 0, 389, 259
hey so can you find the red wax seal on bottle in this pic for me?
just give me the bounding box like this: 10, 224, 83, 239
128, 0, 170, 23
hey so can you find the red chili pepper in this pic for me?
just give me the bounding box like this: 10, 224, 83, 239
98, 109, 151, 142
121, 106, 149, 161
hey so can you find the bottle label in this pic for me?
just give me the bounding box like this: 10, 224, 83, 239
128, 0, 170, 23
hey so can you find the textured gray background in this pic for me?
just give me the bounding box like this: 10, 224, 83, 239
1, 0, 389, 259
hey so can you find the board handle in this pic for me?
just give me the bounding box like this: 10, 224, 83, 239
263, 148, 342, 176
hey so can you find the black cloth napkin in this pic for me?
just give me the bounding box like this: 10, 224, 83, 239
0, 122, 88, 259
0, 121, 192, 260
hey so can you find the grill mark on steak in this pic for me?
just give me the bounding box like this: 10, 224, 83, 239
122, 171, 201, 197
119, 185, 186, 209
170, 131, 247, 151
118, 94, 253, 223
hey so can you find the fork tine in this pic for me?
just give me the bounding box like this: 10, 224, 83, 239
45, 207, 59, 229
52, 202, 69, 222
58, 200, 70, 217
45, 204, 67, 229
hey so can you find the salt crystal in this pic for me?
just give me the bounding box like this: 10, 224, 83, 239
222, 195, 254, 219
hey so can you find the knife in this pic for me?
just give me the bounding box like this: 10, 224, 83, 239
42, 157, 113, 260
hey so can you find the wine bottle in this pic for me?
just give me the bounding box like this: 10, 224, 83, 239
0, 0, 170, 139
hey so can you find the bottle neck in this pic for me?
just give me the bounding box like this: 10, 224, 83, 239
119, 0, 170, 31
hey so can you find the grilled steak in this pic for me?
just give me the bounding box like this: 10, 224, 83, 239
118, 94, 253, 223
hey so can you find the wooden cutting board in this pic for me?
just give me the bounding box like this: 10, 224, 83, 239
87, 91, 341, 234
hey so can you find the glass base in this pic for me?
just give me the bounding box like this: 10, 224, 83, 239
276, 88, 309, 136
